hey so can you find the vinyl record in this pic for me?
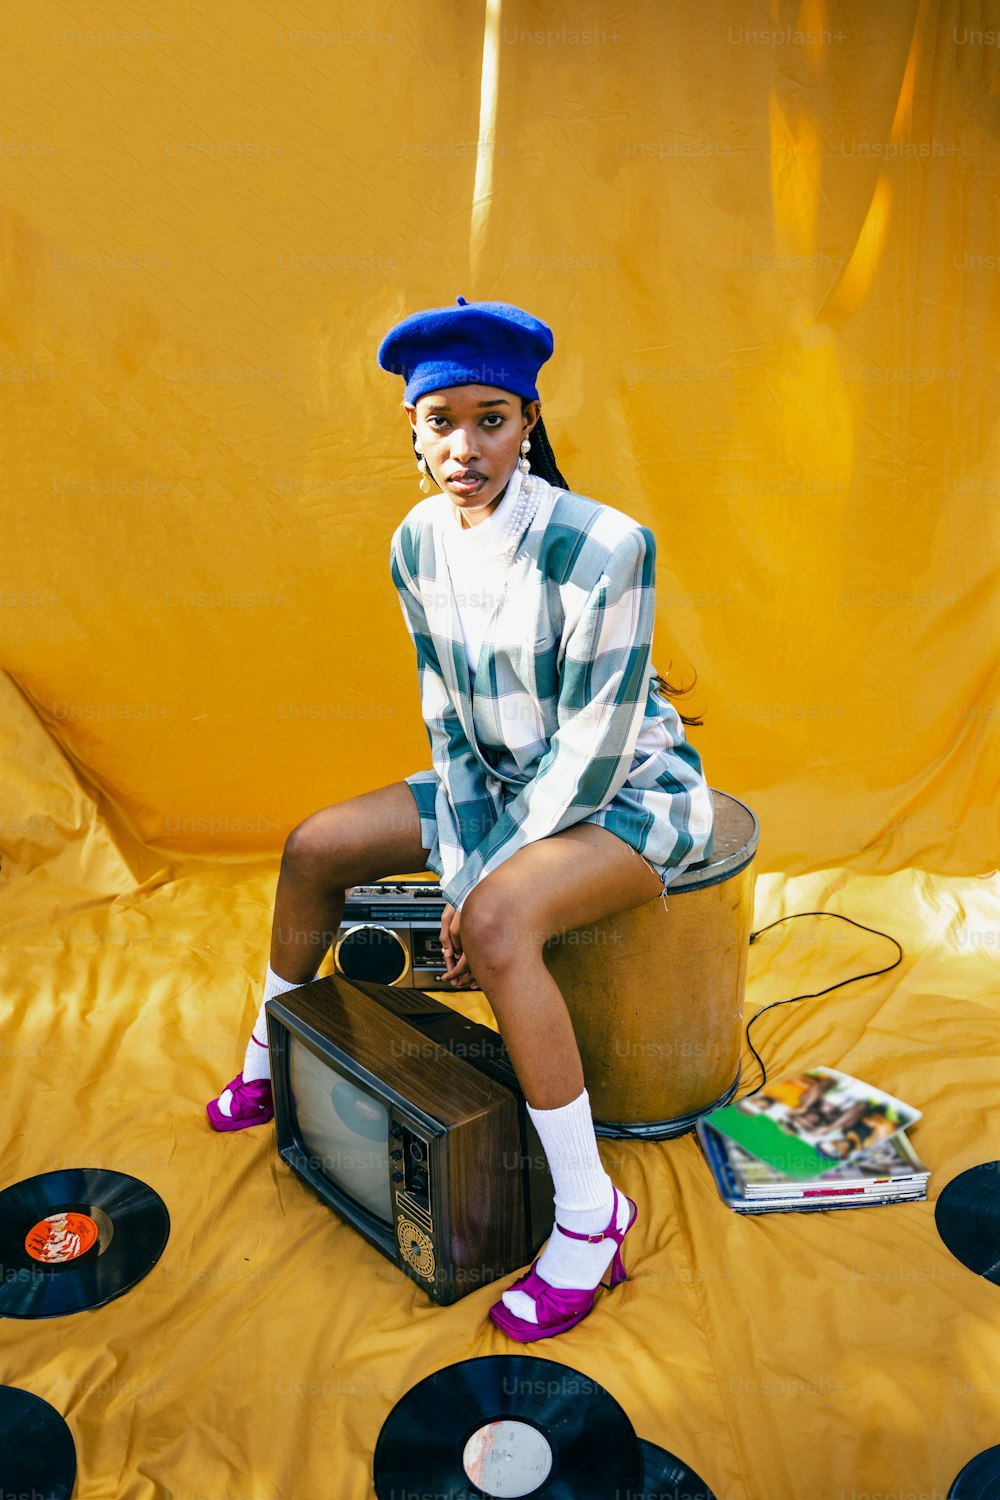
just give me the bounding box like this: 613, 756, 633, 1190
639, 1439, 717, 1500
373, 1354, 643, 1500
0, 1385, 76, 1498
0, 1168, 170, 1319
948, 1445, 1000, 1499
934, 1163, 1000, 1282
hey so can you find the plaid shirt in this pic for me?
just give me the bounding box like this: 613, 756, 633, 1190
390, 472, 714, 909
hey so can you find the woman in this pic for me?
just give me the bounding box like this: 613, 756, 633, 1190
208, 297, 715, 1342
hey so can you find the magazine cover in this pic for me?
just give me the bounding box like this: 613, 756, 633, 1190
700, 1067, 922, 1181
712, 1126, 929, 1196
697, 1124, 927, 1214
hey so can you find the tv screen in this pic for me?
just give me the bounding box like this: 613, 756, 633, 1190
289, 1036, 393, 1225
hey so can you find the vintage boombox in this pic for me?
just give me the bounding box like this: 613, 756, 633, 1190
333, 879, 480, 990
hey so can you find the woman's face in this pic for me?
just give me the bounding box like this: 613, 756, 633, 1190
406, 384, 540, 522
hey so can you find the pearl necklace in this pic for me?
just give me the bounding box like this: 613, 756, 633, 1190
494, 472, 541, 567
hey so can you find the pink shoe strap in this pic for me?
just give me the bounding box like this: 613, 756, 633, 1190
554, 1188, 629, 1246
233, 1075, 271, 1097
510, 1266, 595, 1320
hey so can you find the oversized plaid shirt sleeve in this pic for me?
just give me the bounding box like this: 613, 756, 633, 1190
438, 525, 656, 908
390, 531, 500, 893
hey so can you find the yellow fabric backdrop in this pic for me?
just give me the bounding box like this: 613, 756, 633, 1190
2, 0, 997, 873
2, 2, 999, 1497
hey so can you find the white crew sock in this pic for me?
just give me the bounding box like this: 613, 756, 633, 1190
215, 963, 315, 1118
501, 1088, 631, 1326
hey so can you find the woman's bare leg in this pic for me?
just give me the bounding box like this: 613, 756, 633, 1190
207, 782, 434, 1127
460, 823, 664, 1325
464, 822, 671, 1326
460, 823, 663, 1108
269, 780, 433, 981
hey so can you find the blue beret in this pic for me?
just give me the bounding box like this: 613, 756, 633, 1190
377, 296, 553, 404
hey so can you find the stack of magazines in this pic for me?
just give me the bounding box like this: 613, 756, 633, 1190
696, 1066, 930, 1213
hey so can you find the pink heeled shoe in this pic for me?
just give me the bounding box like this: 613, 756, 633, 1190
206, 1074, 274, 1132
488, 1189, 637, 1342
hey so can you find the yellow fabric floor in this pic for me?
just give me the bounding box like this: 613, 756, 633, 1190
1, 674, 999, 1500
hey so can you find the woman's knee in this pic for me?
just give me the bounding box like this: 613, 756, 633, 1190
462, 880, 543, 970
281, 809, 350, 889
280, 783, 429, 890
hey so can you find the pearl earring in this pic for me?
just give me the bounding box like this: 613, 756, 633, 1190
518, 436, 531, 474
416, 450, 430, 494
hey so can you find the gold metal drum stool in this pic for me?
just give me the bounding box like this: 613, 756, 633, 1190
542, 789, 759, 1139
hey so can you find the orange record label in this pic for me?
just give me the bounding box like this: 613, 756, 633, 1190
25, 1211, 99, 1264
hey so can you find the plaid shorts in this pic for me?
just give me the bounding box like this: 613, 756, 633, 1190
403, 767, 713, 900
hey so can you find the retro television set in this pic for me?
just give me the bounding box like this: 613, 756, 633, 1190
266, 974, 553, 1305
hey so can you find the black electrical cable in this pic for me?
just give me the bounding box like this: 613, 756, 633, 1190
740, 911, 904, 1099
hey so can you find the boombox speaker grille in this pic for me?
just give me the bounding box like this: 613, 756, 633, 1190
335, 924, 408, 985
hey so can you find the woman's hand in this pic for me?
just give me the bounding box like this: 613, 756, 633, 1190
438, 902, 476, 988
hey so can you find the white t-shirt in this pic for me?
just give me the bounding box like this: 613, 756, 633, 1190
439, 468, 524, 684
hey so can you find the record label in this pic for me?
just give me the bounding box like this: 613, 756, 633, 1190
25, 1211, 99, 1263
935, 1162, 1000, 1283
0, 1167, 169, 1319
374, 1354, 643, 1500
0, 1385, 77, 1500
462, 1419, 554, 1497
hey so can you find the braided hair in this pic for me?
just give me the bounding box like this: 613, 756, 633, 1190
523, 410, 568, 489
409, 401, 704, 727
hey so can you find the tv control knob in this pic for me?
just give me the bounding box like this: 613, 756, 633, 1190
390, 1124, 403, 1138
391, 1149, 403, 1161
392, 1171, 404, 1183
